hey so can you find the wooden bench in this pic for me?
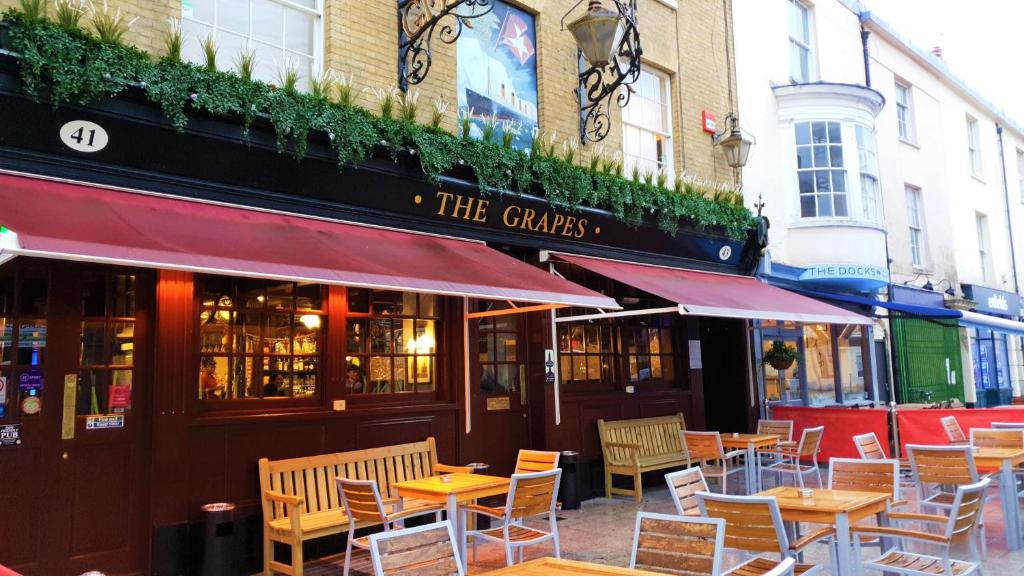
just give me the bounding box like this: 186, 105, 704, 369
597, 413, 689, 503
258, 437, 465, 576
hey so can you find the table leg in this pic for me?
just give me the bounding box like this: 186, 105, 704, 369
1002, 459, 1022, 550
746, 442, 757, 494
448, 494, 465, 571
834, 512, 852, 576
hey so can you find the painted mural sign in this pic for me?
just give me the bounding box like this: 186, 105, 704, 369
457, 0, 538, 150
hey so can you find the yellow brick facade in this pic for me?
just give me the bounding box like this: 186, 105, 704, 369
2, 0, 739, 186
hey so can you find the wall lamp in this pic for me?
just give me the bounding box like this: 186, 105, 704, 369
397, 0, 495, 91
714, 113, 755, 169
563, 0, 642, 143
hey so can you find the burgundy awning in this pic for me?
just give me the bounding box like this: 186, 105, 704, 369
0, 173, 618, 309
551, 252, 870, 325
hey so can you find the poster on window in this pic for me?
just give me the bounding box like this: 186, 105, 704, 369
457, 1, 538, 150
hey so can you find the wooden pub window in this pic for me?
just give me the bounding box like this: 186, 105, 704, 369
197, 276, 325, 401
622, 321, 675, 386
557, 322, 616, 390
0, 264, 49, 417
479, 314, 522, 395
345, 289, 438, 395
79, 271, 137, 414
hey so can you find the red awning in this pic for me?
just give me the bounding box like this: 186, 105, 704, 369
0, 173, 618, 309
551, 252, 871, 325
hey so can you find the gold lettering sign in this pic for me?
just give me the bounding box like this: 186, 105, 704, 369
486, 396, 511, 411
431, 191, 589, 239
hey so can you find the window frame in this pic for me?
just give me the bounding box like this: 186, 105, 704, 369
966, 114, 983, 178
1016, 148, 1024, 204
788, 0, 815, 83
894, 80, 915, 142
621, 67, 675, 180
856, 125, 881, 223
976, 212, 992, 283
905, 185, 926, 269
181, 0, 324, 90
795, 120, 848, 219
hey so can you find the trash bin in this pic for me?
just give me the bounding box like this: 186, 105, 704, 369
200, 502, 235, 576
559, 451, 580, 510
465, 463, 492, 530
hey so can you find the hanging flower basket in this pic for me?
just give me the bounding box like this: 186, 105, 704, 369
768, 356, 795, 371
762, 340, 799, 371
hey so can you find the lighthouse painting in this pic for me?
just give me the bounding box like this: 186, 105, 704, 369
457, 1, 539, 150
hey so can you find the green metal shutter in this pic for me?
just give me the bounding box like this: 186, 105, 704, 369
891, 314, 964, 404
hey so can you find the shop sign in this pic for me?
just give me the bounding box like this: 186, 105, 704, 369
0, 424, 21, 446
18, 368, 43, 392
798, 264, 889, 291
85, 414, 124, 430
431, 190, 592, 239
544, 350, 556, 384
109, 385, 132, 411
20, 395, 40, 415
59, 120, 109, 153
486, 397, 511, 411
962, 284, 1021, 317
890, 284, 944, 308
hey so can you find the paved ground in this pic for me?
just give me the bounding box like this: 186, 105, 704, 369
296, 475, 1024, 575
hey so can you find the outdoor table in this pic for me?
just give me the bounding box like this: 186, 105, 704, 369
757, 486, 889, 576
480, 557, 667, 575
393, 472, 510, 572
972, 446, 1024, 550
721, 433, 779, 493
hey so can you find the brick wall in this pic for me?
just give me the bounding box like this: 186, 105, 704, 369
1, 0, 740, 186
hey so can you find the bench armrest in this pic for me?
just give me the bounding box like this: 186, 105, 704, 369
603, 441, 641, 467
264, 490, 304, 507
790, 526, 835, 551
263, 490, 305, 537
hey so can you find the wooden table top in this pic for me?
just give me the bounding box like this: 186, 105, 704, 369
757, 486, 889, 515
393, 472, 510, 497
480, 557, 667, 575
972, 447, 1024, 470
720, 433, 780, 449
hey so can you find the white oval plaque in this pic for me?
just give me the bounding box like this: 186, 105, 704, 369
718, 245, 733, 261
59, 120, 109, 153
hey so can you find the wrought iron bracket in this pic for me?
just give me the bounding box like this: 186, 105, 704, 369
576, 0, 642, 144
398, 0, 495, 91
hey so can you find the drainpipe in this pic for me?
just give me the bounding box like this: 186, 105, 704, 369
997, 125, 1024, 397
861, 27, 872, 87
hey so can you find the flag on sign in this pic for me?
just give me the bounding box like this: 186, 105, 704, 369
497, 11, 535, 65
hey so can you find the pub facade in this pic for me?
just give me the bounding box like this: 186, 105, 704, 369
0, 1, 866, 573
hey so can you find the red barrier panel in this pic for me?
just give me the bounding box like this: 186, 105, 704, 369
770, 406, 891, 461
896, 407, 1024, 454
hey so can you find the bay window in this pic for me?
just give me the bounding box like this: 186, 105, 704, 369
796, 121, 847, 218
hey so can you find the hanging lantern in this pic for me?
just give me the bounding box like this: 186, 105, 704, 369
567, 1, 625, 67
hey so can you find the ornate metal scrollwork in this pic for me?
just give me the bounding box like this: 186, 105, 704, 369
576, 0, 642, 144
398, 0, 495, 91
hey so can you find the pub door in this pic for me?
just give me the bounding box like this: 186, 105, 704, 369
474, 313, 530, 476
0, 261, 151, 575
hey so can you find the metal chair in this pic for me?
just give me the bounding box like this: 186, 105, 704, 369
683, 431, 746, 494
852, 478, 990, 576
336, 477, 444, 576
368, 519, 464, 576
630, 511, 725, 575
758, 419, 797, 448
905, 444, 986, 556
463, 468, 561, 565
698, 491, 829, 575
665, 466, 710, 516
760, 426, 824, 488
940, 415, 969, 444
852, 431, 915, 489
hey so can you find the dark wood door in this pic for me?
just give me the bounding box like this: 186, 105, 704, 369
0, 261, 151, 575
474, 313, 530, 476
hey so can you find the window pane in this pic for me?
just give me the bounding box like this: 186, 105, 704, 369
587, 356, 602, 381
81, 273, 107, 317
817, 195, 833, 217
253, 0, 284, 44
496, 333, 517, 361
479, 333, 492, 362
804, 325, 835, 405
570, 325, 585, 353
557, 326, 570, 353
829, 145, 843, 167
284, 10, 315, 55
200, 310, 231, 354
111, 275, 136, 317
234, 311, 260, 354
110, 322, 134, 365
266, 282, 294, 309
80, 321, 106, 366
838, 326, 865, 401
17, 321, 46, 366
413, 356, 434, 391
798, 171, 814, 193
295, 283, 322, 311
797, 146, 812, 169
369, 318, 391, 353
834, 194, 848, 217
801, 195, 816, 217
495, 364, 517, 393
0, 268, 13, 315
367, 356, 392, 393
650, 355, 662, 379
662, 357, 674, 382
217, 0, 250, 35
266, 314, 292, 354
573, 356, 588, 382
419, 294, 437, 317
795, 122, 811, 145
236, 278, 264, 308
832, 171, 846, 192
813, 146, 829, 168
294, 315, 320, 354
815, 171, 831, 192
0, 318, 11, 365
200, 355, 230, 399
560, 356, 572, 382
827, 122, 841, 143
19, 268, 48, 316
811, 122, 827, 144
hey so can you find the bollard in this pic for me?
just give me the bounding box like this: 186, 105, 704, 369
200, 502, 236, 576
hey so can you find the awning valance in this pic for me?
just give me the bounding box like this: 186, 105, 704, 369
0, 173, 619, 310
793, 288, 963, 319
959, 310, 1024, 336
548, 252, 871, 325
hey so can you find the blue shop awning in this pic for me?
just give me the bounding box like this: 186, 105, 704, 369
793, 289, 963, 319
959, 310, 1024, 336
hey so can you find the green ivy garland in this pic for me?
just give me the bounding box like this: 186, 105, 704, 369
2, 13, 759, 240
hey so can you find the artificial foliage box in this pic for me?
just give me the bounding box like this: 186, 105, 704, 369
0, 9, 760, 240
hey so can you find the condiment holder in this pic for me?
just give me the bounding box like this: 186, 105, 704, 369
440, 474, 453, 483
799, 488, 813, 500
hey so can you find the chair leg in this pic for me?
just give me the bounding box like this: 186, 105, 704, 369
505, 541, 514, 566
293, 540, 304, 576
552, 516, 561, 559
634, 471, 643, 503
605, 468, 613, 499
342, 533, 353, 576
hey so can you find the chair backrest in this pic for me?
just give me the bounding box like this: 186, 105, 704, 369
970, 428, 1024, 449
514, 450, 560, 473
940, 416, 967, 443
991, 422, 1024, 430
665, 466, 710, 516
758, 419, 794, 442
942, 478, 991, 545
907, 444, 979, 486
630, 511, 725, 576
697, 492, 787, 556
683, 431, 724, 462
852, 432, 887, 460
763, 558, 797, 576
828, 458, 900, 500
368, 520, 464, 576
503, 468, 561, 520
336, 477, 388, 528
797, 426, 825, 458
598, 413, 687, 458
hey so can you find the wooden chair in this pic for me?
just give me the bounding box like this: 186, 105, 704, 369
665, 466, 710, 516
514, 450, 560, 473
463, 468, 561, 565
336, 478, 444, 576
629, 512, 726, 575
760, 426, 824, 488
683, 431, 745, 494
758, 419, 796, 448
727, 558, 797, 576
991, 421, 1024, 429
853, 432, 915, 489
970, 427, 1024, 449
434, 464, 475, 475
905, 444, 986, 555
368, 520, 463, 576
940, 415, 968, 444
851, 478, 990, 576
698, 491, 829, 575
828, 457, 908, 549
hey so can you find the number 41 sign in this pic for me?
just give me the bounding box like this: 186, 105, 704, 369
59, 120, 109, 153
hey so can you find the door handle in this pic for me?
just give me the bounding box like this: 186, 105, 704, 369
62, 451, 69, 460
519, 365, 527, 405
61, 373, 78, 440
